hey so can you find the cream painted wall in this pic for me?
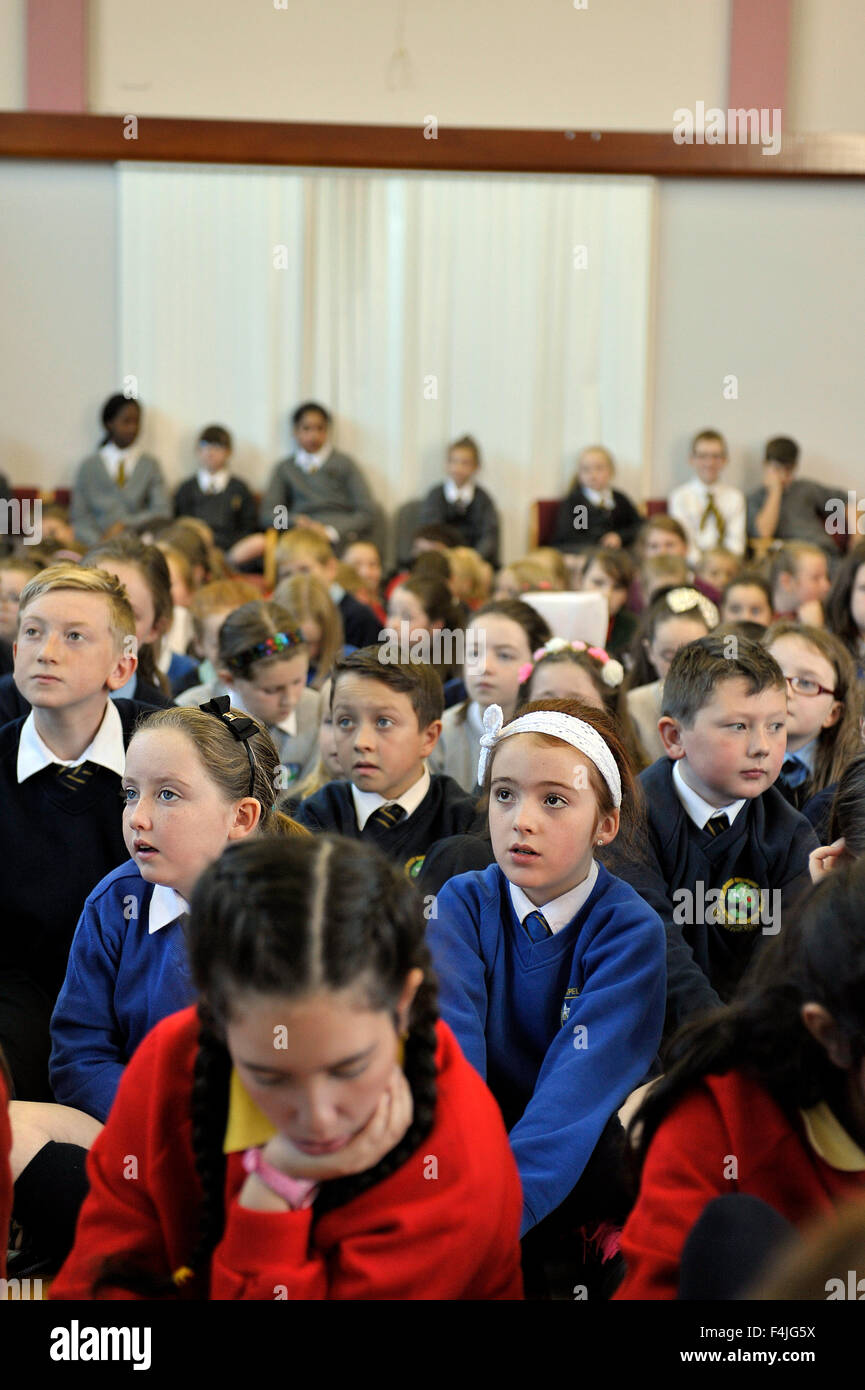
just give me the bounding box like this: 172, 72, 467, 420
0, 0, 24, 110
89, 0, 730, 131
0, 162, 117, 490
789, 0, 865, 132
651, 177, 865, 502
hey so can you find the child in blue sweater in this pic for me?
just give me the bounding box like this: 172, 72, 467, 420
427, 697, 666, 1263
50, 701, 308, 1122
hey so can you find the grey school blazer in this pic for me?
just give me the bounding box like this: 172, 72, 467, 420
70, 452, 172, 548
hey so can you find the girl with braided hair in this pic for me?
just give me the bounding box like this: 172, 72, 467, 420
51, 835, 523, 1300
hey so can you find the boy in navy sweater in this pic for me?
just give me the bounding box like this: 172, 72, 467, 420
609, 635, 818, 1038
173, 424, 258, 561
418, 435, 500, 567
0, 564, 157, 1098
294, 648, 475, 878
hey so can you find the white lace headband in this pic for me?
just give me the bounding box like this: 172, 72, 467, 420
477, 704, 622, 807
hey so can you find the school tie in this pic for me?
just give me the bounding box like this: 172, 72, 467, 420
54, 761, 95, 791
363, 803, 408, 835
116, 458, 127, 488
699, 491, 726, 545
704, 811, 730, 838
781, 754, 809, 789
523, 910, 553, 943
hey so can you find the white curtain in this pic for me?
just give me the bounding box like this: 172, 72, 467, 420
118, 163, 655, 564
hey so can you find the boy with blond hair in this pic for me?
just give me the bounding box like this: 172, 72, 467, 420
0, 564, 159, 1098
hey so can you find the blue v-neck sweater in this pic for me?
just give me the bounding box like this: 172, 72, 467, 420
427, 861, 665, 1236
49, 861, 196, 1121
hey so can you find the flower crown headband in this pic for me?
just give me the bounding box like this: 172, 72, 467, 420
517, 637, 625, 690
477, 703, 622, 807
225, 628, 305, 677
662, 588, 719, 630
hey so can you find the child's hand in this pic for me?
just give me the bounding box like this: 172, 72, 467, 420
763, 462, 788, 489
258, 1065, 414, 1183
809, 838, 846, 882
798, 599, 825, 627
600, 532, 622, 549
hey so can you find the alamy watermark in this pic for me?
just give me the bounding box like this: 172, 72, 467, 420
673, 102, 782, 158
673, 880, 781, 935
0, 497, 41, 546
377, 623, 484, 669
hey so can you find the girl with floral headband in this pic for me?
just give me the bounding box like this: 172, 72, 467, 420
216, 600, 322, 789
427, 697, 665, 1297
518, 639, 647, 774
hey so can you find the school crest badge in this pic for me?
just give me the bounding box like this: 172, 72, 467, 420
561, 986, 580, 1027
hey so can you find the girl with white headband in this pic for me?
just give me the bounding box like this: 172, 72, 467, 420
426, 696, 666, 1295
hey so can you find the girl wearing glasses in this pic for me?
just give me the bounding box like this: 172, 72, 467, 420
763, 622, 861, 813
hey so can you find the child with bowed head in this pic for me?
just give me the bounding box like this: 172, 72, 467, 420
52, 835, 524, 1300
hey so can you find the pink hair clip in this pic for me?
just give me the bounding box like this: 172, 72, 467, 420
518, 662, 535, 683
587, 646, 608, 662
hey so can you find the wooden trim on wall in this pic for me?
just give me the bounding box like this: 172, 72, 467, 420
2, 112, 865, 177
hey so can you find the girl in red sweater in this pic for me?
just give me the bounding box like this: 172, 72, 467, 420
52, 835, 523, 1300
616, 859, 865, 1299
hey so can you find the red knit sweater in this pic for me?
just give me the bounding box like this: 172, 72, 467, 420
51, 1008, 524, 1301
616, 1069, 865, 1300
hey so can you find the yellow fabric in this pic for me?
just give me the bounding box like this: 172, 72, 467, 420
800, 1102, 865, 1173
223, 1038, 407, 1154
699, 492, 726, 545
116, 459, 126, 488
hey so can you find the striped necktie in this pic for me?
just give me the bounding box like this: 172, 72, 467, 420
363, 803, 407, 835
523, 909, 552, 943
704, 811, 730, 838
699, 491, 726, 545
54, 761, 95, 791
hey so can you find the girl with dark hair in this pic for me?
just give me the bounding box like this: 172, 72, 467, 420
428, 698, 664, 1293
616, 860, 865, 1299
70, 395, 171, 549
765, 621, 862, 812
429, 598, 551, 794
51, 835, 523, 1300
825, 541, 865, 678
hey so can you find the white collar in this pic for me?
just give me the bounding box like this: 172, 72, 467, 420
294, 444, 333, 473
508, 861, 599, 936
197, 466, 230, 494
466, 700, 486, 736
672, 759, 746, 830
443, 478, 476, 507
582, 484, 614, 508
148, 883, 190, 934
17, 699, 126, 783
350, 764, 431, 831
100, 441, 140, 477
228, 684, 296, 737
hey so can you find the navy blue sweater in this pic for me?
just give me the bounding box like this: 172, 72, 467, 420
609, 757, 818, 1036
50, 862, 195, 1121
427, 862, 665, 1236
0, 698, 158, 997
294, 775, 476, 879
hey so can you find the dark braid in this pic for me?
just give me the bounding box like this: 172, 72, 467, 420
185, 1008, 232, 1282
97, 834, 440, 1295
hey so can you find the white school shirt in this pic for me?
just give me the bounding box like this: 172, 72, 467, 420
148, 884, 190, 934
443, 479, 476, 508
668, 478, 747, 565
196, 466, 231, 494
294, 445, 333, 475
17, 699, 126, 783
350, 765, 431, 831
100, 441, 141, 485
672, 759, 746, 831
508, 860, 600, 936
